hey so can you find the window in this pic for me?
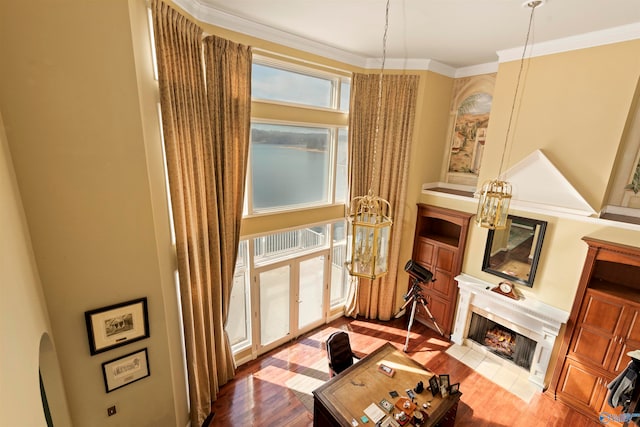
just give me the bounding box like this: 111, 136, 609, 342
330, 220, 349, 307
250, 123, 331, 212
246, 56, 350, 215
226, 55, 352, 360
226, 241, 251, 352
254, 225, 328, 265
252, 58, 350, 110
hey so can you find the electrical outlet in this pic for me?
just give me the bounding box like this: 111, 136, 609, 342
107, 405, 117, 416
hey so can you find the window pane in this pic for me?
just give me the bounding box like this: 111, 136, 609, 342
330, 221, 348, 306
335, 128, 348, 203
251, 123, 330, 211
227, 241, 250, 351
298, 255, 325, 329
252, 63, 333, 108
259, 265, 290, 346
340, 80, 351, 112
254, 226, 328, 264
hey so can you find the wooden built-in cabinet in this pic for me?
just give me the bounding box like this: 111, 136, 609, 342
551, 238, 640, 424
409, 204, 473, 339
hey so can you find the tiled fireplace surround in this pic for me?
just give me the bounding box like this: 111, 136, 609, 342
451, 274, 570, 390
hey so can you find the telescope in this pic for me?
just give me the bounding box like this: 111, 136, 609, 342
404, 260, 434, 284
401, 260, 442, 351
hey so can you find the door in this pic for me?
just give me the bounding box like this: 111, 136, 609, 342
254, 252, 328, 355
569, 290, 626, 369
256, 262, 292, 353
297, 254, 327, 331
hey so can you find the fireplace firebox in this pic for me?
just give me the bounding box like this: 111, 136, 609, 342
468, 312, 537, 370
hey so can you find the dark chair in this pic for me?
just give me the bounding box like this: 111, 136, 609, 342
326, 331, 360, 377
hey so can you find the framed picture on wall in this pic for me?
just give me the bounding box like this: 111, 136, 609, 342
85, 297, 149, 355
102, 348, 150, 393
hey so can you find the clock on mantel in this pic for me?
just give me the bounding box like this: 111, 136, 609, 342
491, 281, 520, 300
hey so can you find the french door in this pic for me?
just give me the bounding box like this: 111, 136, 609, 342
253, 251, 328, 355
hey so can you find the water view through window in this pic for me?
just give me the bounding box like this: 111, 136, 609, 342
251, 123, 331, 211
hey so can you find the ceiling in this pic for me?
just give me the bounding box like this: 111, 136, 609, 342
177, 0, 640, 69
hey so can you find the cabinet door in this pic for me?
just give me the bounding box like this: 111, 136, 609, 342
612, 306, 640, 375
569, 291, 625, 369
431, 269, 453, 299
557, 359, 606, 415
416, 294, 449, 336
435, 246, 454, 272
415, 239, 434, 267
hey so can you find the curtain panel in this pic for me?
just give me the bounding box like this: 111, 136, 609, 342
151, 1, 251, 425
346, 73, 420, 320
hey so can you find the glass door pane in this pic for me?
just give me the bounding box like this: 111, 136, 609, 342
258, 265, 290, 347
298, 255, 325, 330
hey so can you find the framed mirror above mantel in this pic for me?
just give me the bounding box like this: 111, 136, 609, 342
482, 215, 547, 287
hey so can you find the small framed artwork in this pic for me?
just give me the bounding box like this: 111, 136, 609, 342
379, 398, 393, 413
439, 374, 450, 398
378, 363, 395, 377
428, 375, 440, 397
102, 348, 150, 393
85, 297, 149, 355
449, 383, 460, 394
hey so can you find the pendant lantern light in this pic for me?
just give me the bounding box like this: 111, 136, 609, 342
476, 0, 542, 230
346, 0, 393, 280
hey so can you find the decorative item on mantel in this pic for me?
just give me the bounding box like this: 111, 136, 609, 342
476, 0, 543, 230
491, 280, 521, 300
346, 0, 392, 280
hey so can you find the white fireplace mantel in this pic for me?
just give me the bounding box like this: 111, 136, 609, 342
452, 274, 570, 389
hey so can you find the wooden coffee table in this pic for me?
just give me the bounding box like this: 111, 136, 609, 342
313, 342, 460, 426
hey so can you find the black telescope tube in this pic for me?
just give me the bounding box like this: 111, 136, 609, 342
404, 260, 434, 283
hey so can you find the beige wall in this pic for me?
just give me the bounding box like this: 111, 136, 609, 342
418, 39, 640, 315
1, 110, 73, 426
0, 0, 187, 426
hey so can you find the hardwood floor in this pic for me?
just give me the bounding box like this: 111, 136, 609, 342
209, 316, 601, 426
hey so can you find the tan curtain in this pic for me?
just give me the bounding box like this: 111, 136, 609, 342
151, 2, 251, 426
345, 73, 419, 320
202, 31, 251, 388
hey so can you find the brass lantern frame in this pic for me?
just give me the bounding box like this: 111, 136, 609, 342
346, 190, 392, 280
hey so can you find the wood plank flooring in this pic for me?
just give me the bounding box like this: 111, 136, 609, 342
209, 316, 601, 426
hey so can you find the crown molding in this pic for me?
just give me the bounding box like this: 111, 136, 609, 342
455, 62, 499, 78
364, 58, 458, 77
172, 0, 369, 68
172, 0, 639, 77
497, 22, 640, 63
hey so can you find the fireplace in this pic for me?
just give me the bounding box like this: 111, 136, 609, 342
452, 274, 569, 390
468, 312, 537, 370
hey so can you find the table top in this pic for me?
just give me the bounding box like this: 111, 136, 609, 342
313, 342, 461, 427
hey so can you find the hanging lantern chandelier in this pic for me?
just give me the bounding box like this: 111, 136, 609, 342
476, 0, 542, 230
346, 0, 393, 280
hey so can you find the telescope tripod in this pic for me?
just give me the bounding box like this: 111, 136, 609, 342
402, 279, 443, 352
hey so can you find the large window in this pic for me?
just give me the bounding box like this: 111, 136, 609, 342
250, 123, 331, 212
252, 59, 350, 110
226, 56, 351, 360
245, 56, 350, 215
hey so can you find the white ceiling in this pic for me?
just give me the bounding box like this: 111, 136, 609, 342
177, 0, 640, 70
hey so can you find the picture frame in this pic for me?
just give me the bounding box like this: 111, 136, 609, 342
439, 374, 450, 398
378, 363, 395, 377
428, 375, 440, 397
102, 348, 150, 393
449, 383, 460, 394
85, 297, 149, 355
